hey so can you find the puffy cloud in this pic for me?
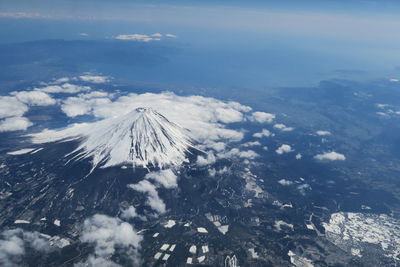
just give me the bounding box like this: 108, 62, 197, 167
238, 150, 259, 159
278, 179, 293, 185
0, 117, 32, 132
0, 96, 28, 118
36, 83, 91, 94
196, 153, 216, 166
75, 256, 120, 267
295, 153, 302, 160
273, 123, 294, 132
120, 206, 138, 220
217, 148, 259, 159
249, 111, 275, 123
199, 141, 226, 152
115, 33, 176, 42
314, 152, 345, 161
276, 144, 293, 155
208, 166, 230, 177
215, 107, 244, 123
53, 77, 70, 83
241, 141, 261, 147
128, 170, 179, 215
11, 91, 56, 106
145, 169, 178, 189
115, 34, 160, 42
0, 229, 50, 266
61, 97, 111, 118
253, 129, 273, 138
128, 181, 166, 214
376, 111, 389, 117
78, 214, 142, 266
79, 75, 110, 84
78, 91, 110, 99
376, 104, 389, 109
316, 130, 331, 136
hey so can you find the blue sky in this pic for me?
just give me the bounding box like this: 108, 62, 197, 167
1, 0, 400, 45
1, 0, 400, 87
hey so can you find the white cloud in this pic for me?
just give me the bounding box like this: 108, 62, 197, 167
241, 141, 261, 147
200, 141, 226, 152
115, 34, 160, 42
115, 33, 176, 41
75, 255, 120, 267
0, 96, 28, 118
36, 83, 91, 94
297, 184, 311, 195
217, 148, 259, 159
376, 104, 388, 109
53, 77, 70, 83
0, 117, 32, 132
208, 166, 230, 177
11, 91, 56, 106
120, 206, 138, 220
278, 179, 293, 185
79, 75, 110, 84
78, 214, 142, 266
314, 151, 346, 161
238, 150, 259, 159
0, 229, 50, 266
295, 153, 302, 160
79, 33, 89, 37
79, 91, 110, 99
250, 111, 275, 123
215, 107, 244, 123
196, 152, 216, 166
276, 144, 293, 155
316, 130, 331, 136
128, 181, 166, 214
376, 111, 389, 117
0, 12, 43, 19
253, 129, 273, 138
61, 97, 111, 117
145, 169, 178, 189
273, 123, 294, 132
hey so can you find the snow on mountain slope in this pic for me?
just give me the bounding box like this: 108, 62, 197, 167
31, 107, 194, 169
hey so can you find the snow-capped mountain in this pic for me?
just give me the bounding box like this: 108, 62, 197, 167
31, 107, 194, 169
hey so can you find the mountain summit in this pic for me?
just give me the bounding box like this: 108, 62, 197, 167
31, 107, 194, 169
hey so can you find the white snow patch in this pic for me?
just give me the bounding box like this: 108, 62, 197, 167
189, 245, 197, 254
154, 252, 162, 259
197, 255, 205, 263
160, 244, 170, 251
164, 220, 176, 228
14, 219, 30, 224
197, 227, 208, 233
